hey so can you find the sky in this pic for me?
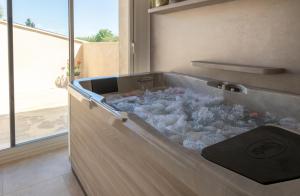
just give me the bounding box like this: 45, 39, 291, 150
0, 0, 119, 37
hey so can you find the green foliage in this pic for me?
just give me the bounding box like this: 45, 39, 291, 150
25, 18, 35, 28
77, 29, 118, 42
94, 29, 118, 42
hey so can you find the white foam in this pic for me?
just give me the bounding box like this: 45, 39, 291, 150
106, 87, 299, 152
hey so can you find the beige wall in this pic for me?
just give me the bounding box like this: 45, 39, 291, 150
151, 0, 300, 94
0, 21, 82, 114
79, 42, 119, 78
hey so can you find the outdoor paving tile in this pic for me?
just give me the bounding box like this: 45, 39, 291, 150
0, 106, 68, 150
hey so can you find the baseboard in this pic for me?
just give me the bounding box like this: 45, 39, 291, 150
0, 133, 68, 165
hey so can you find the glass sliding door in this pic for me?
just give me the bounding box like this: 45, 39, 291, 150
0, 0, 129, 149
12, 0, 69, 143
0, 0, 11, 149
74, 0, 120, 78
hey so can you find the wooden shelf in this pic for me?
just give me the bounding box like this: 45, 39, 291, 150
192, 61, 286, 75
148, 0, 235, 14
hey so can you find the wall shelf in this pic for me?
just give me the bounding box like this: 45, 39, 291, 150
192, 61, 286, 75
148, 0, 235, 14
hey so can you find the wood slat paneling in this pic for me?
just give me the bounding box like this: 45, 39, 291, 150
70, 96, 200, 196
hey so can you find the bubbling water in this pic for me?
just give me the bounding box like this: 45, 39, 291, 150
106, 87, 300, 152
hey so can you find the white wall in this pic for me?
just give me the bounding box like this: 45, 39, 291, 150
0, 21, 82, 114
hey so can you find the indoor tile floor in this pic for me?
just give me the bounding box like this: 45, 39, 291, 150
0, 148, 84, 196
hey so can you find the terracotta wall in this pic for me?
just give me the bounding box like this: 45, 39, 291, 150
151, 0, 300, 94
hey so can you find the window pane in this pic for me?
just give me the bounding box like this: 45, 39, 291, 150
74, 0, 120, 78
13, 0, 69, 143
0, 0, 11, 149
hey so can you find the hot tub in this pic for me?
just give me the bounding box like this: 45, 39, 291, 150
68, 72, 300, 196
